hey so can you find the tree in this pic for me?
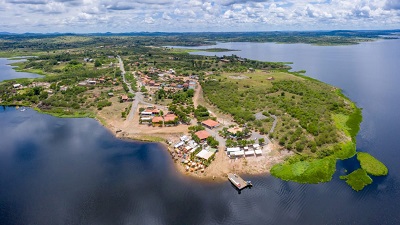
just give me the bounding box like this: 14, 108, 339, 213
258, 138, 265, 145
186, 89, 195, 98
94, 60, 102, 67
207, 136, 219, 148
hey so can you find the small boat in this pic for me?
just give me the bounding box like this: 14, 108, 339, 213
228, 173, 252, 190
20, 108, 26, 112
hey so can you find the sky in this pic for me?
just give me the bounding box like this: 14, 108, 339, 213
0, 0, 399, 33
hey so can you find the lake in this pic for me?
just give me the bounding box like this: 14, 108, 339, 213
1, 40, 400, 224
0, 58, 42, 82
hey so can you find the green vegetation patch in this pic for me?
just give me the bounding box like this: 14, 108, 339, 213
271, 157, 337, 184
340, 169, 373, 191
334, 141, 356, 160
357, 152, 388, 176
346, 106, 362, 141
333, 114, 351, 137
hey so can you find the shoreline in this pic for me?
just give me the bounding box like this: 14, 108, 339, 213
92, 110, 291, 181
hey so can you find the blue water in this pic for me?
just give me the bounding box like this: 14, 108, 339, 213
0, 58, 42, 82
1, 39, 400, 224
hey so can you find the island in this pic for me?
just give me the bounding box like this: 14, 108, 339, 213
0, 33, 389, 190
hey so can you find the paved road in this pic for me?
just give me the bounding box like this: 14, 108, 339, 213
117, 56, 144, 121
117, 56, 166, 122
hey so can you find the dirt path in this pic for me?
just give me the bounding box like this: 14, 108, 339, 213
193, 82, 235, 126
193, 81, 202, 108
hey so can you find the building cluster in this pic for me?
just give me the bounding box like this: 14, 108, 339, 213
77, 76, 114, 86
170, 135, 217, 173
139, 106, 178, 126
226, 144, 263, 158
136, 67, 197, 95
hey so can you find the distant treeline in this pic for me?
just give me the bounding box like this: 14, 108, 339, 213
0, 30, 399, 51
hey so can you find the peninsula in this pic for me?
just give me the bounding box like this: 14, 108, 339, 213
0, 33, 388, 190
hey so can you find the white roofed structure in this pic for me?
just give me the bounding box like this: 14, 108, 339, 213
196, 150, 214, 160
231, 150, 245, 157
174, 141, 185, 148
245, 151, 255, 156
227, 147, 241, 152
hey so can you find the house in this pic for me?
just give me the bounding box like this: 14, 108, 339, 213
196, 150, 214, 160
141, 111, 153, 117
87, 80, 97, 85
152, 116, 163, 126
121, 95, 128, 102
164, 114, 177, 124
140, 117, 152, 124
201, 119, 220, 129
195, 130, 210, 141
108, 92, 114, 96
143, 107, 160, 116
13, 84, 22, 88
180, 135, 190, 142
267, 77, 275, 81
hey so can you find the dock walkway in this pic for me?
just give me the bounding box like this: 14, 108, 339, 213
228, 173, 252, 190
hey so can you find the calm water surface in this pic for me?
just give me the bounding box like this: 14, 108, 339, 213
0, 58, 42, 81
1, 40, 400, 224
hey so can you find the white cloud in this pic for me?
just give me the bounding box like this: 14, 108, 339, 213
144, 16, 155, 24
0, 0, 398, 32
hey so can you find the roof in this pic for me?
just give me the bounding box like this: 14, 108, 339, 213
174, 141, 185, 148
164, 114, 176, 122
144, 108, 160, 114
195, 130, 210, 140
201, 119, 220, 128
152, 116, 163, 123
121, 95, 128, 100
196, 150, 214, 160
227, 147, 241, 152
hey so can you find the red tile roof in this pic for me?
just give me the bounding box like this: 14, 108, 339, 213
164, 114, 177, 122
201, 119, 220, 128
195, 130, 210, 140
152, 116, 163, 123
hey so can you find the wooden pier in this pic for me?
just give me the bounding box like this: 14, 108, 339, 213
228, 173, 252, 190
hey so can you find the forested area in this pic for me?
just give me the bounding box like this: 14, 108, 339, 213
202, 72, 357, 156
